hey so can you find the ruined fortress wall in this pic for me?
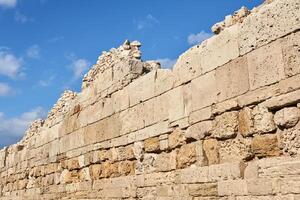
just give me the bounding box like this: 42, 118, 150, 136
0, 0, 300, 199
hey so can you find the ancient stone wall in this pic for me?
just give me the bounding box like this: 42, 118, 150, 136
0, 0, 300, 199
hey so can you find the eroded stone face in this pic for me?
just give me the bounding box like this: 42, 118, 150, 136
274, 107, 300, 128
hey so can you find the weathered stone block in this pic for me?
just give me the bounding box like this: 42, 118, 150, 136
188, 183, 218, 197
252, 106, 276, 134
282, 32, 300, 77
200, 25, 239, 73
144, 137, 160, 153
218, 180, 248, 196
203, 139, 219, 165
176, 143, 197, 169
238, 107, 254, 137
191, 71, 217, 111
247, 40, 285, 90
118, 161, 135, 176
252, 134, 281, 158
154, 151, 176, 172
274, 107, 300, 128
186, 121, 212, 140
189, 106, 212, 125
169, 128, 186, 149
216, 56, 249, 102
155, 69, 175, 95
212, 111, 238, 139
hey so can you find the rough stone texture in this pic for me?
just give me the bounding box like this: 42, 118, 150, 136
274, 107, 300, 128
1, 1, 300, 199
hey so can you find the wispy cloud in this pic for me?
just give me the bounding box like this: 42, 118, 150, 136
135, 14, 159, 30
0, 0, 17, 8
187, 31, 212, 45
0, 82, 14, 96
67, 56, 90, 80
156, 58, 177, 69
14, 11, 33, 23
0, 107, 46, 137
48, 36, 64, 43
26, 45, 40, 59
0, 50, 24, 79
38, 75, 55, 87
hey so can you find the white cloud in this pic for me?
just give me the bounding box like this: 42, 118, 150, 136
0, 107, 46, 137
136, 14, 159, 30
0, 0, 17, 8
26, 45, 40, 59
14, 11, 33, 23
48, 36, 64, 43
187, 31, 212, 45
0, 83, 14, 96
156, 58, 177, 69
0, 50, 23, 79
69, 58, 90, 80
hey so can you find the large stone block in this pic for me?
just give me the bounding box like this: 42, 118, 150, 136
216, 56, 249, 102
176, 143, 197, 169
188, 183, 218, 197
247, 39, 285, 90
186, 121, 212, 141
203, 139, 219, 165
154, 151, 176, 172
128, 70, 156, 106
274, 107, 300, 128
155, 69, 175, 95
200, 25, 239, 74
191, 71, 217, 111
212, 111, 239, 139
282, 32, 300, 77
169, 128, 186, 149
251, 134, 281, 158
239, 0, 300, 55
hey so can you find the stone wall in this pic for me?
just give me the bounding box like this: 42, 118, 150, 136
0, 0, 300, 199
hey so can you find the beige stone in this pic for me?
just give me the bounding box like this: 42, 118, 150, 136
282, 32, 300, 77
186, 121, 212, 140
144, 137, 160, 153
238, 107, 254, 137
191, 71, 217, 111
252, 134, 281, 158
212, 111, 238, 139
274, 107, 300, 128
188, 183, 218, 197
247, 40, 285, 90
154, 151, 176, 172
176, 143, 197, 169
203, 139, 219, 165
216, 56, 249, 102
168, 128, 186, 149
189, 106, 212, 125
252, 106, 276, 134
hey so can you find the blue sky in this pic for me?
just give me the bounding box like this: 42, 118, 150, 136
0, 0, 262, 148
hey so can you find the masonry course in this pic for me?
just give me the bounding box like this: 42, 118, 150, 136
0, 0, 300, 199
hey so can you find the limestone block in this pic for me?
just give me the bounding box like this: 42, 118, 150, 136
239, 0, 300, 55
154, 93, 169, 123
212, 98, 239, 115
154, 151, 176, 172
200, 25, 239, 74
189, 107, 212, 125
0, 148, 7, 168
111, 87, 130, 113
168, 85, 191, 122
117, 145, 135, 161
169, 128, 186, 149
217, 180, 248, 196
176, 143, 197, 169
278, 123, 300, 155
89, 164, 102, 180
212, 111, 239, 139
159, 139, 168, 151
208, 162, 243, 181
155, 69, 175, 95
144, 137, 160, 153
216, 56, 249, 102
178, 165, 209, 184
252, 106, 276, 134
282, 32, 300, 77
59, 128, 85, 153
133, 141, 144, 161
247, 39, 285, 90
118, 161, 135, 176
191, 71, 217, 111
238, 107, 254, 137
94, 66, 113, 92
203, 139, 219, 165
261, 89, 300, 110
78, 167, 91, 181
188, 183, 218, 197
128, 70, 156, 106
274, 107, 300, 128
219, 137, 253, 163
186, 121, 212, 140
173, 46, 202, 85
279, 179, 300, 195
141, 99, 155, 127
251, 134, 281, 158
137, 153, 157, 174
134, 121, 172, 142
101, 161, 119, 178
